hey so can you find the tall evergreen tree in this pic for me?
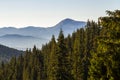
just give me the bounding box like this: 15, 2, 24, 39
72, 28, 85, 80
47, 35, 58, 80
89, 10, 120, 80
56, 29, 71, 80
65, 34, 73, 78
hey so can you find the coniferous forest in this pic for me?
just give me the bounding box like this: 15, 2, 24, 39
0, 10, 120, 80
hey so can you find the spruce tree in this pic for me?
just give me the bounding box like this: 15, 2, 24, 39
72, 28, 85, 80
56, 29, 71, 80
89, 10, 120, 80
47, 35, 57, 80
65, 34, 73, 78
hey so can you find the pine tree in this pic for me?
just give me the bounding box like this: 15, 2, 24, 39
65, 34, 73, 78
47, 35, 57, 80
72, 28, 85, 80
56, 29, 71, 80
89, 10, 120, 80
82, 20, 100, 80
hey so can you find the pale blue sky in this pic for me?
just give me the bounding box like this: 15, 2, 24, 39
0, 0, 120, 28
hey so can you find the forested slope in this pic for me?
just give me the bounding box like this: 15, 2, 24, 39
0, 44, 23, 62
0, 10, 120, 80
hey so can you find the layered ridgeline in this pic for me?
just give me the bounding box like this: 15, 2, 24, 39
0, 10, 120, 80
0, 44, 23, 62
0, 18, 86, 50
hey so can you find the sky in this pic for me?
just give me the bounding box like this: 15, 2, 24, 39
0, 0, 120, 28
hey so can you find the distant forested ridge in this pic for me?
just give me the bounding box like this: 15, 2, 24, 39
0, 44, 23, 62
0, 10, 120, 80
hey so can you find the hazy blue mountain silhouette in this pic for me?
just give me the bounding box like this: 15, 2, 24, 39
0, 18, 86, 50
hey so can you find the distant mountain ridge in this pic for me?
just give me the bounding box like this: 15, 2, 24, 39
0, 34, 38, 39
0, 18, 86, 50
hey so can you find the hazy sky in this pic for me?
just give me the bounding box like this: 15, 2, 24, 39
0, 0, 120, 28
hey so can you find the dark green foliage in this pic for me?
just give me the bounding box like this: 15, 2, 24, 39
47, 35, 57, 80
0, 20, 100, 80
56, 29, 73, 80
0, 10, 119, 80
83, 20, 100, 80
89, 10, 120, 80
72, 28, 85, 80
0, 46, 44, 80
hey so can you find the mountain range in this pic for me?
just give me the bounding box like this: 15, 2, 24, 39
0, 18, 86, 50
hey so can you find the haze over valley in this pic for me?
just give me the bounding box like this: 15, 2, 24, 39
0, 18, 86, 50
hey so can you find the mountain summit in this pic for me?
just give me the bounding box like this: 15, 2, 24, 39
59, 18, 75, 24
54, 18, 85, 28
59, 18, 84, 24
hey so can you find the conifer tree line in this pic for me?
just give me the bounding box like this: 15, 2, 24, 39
0, 10, 120, 80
